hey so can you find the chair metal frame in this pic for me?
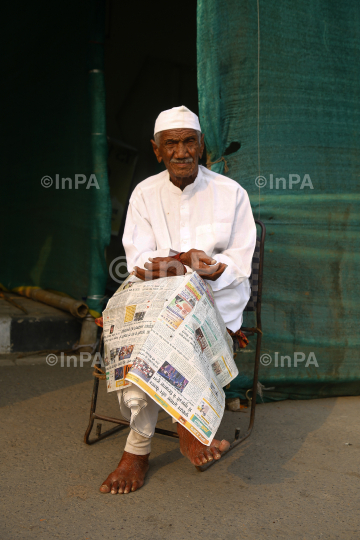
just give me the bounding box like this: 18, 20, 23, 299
84, 220, 266, 472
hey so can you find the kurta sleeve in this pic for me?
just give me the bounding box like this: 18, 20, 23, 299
122, 189, 172, 271
207, 187, 256, 292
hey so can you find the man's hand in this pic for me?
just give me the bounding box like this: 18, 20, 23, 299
179, 249, 227, 281
134, 257, 186, 281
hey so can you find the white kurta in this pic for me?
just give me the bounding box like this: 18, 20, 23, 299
122, 165, 256, 332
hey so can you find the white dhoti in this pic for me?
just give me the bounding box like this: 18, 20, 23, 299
117, 384, 161, 455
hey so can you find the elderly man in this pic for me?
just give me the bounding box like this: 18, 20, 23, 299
100, 106, 256, 495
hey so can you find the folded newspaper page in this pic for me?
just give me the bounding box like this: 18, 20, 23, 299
103, 272, 238, 445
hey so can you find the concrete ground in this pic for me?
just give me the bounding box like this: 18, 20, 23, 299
1, 354, 359, 540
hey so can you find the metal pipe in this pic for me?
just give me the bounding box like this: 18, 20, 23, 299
85, 424, 128, 445
92, 413, 179, 438
154, 427, 179, 439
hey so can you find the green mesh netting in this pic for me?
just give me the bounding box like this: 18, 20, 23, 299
0, 0, 111, 314
197, 0, 360, 401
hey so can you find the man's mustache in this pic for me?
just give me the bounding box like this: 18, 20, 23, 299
170, 158, 194, 163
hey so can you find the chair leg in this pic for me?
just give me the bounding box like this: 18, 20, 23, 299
196, 332, 262, 472
248, 330, 262, 431
84, 373, 99, 444
84, 370, 129, 445
84, 371, 178, 445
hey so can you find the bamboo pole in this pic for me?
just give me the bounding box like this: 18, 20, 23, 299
14, 287, 88, 318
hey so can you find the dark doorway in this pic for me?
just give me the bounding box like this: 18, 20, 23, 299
104, 0, 198, 290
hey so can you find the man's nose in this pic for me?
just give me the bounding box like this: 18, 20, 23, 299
174, 142, 188, 157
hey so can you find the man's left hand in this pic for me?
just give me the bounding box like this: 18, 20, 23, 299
134, 257, 186, 281
179, 249, 227, 281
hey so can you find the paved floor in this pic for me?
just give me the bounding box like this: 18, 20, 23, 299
1, 355, 359, 539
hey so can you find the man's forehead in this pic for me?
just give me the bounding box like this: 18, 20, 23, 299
159, 128, 199, 141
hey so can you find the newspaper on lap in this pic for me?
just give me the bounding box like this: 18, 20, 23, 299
103, 272, 238, 446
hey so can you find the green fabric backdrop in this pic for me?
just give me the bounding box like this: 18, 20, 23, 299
197, 0, 360, 401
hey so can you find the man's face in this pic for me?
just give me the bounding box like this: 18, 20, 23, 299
151, 128, 204, 179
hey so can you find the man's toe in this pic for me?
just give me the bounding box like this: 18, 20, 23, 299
199, 453, 208, 465
118, 480, 126, 494
204, 449, 214, 462
99, 482, 111, 493
110, 481, 119, 494
124, 481, 132, 494
219, 439, 230, 452
210, 446, 221, 460
208, 438, 230, 459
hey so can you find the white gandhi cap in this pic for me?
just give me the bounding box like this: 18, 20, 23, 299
154, 105, 201, 135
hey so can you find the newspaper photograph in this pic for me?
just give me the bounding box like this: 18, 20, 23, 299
103, 272, 238, 445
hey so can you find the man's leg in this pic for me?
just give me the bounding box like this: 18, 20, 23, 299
100, 387, 230, 494
100, 386, 161, 495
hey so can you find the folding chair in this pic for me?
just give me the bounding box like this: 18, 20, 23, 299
84, 219, 266, 472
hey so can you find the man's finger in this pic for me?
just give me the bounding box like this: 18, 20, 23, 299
197, 262, 222, 275
144, 262, 158, 270
134, 267, 146, 280
206, 264, 227, 281
198, 263, 227, 281
143, 269, 160, 280
149, 257, 168, 263
134, 267, 158, 281
135, 266, 167, 281
198, 255, 217, 265
211, 265, 228, 280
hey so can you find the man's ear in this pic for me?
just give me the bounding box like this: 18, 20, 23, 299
199, 134, 205, 159
151, 139, 162, 163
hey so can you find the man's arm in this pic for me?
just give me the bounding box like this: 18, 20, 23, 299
122, 192, 172, 271
207, 187, 256, 292
123, 191, 186, 281
175, 188, 256, 288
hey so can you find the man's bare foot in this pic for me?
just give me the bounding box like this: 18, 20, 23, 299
177, 423, 230, 466
99, 451, 149, 494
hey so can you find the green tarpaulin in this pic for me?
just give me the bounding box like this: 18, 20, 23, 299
197, 0, 360, 400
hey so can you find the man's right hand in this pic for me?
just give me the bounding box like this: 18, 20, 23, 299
179, 249, 227, 281
134, 257, 185, 281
